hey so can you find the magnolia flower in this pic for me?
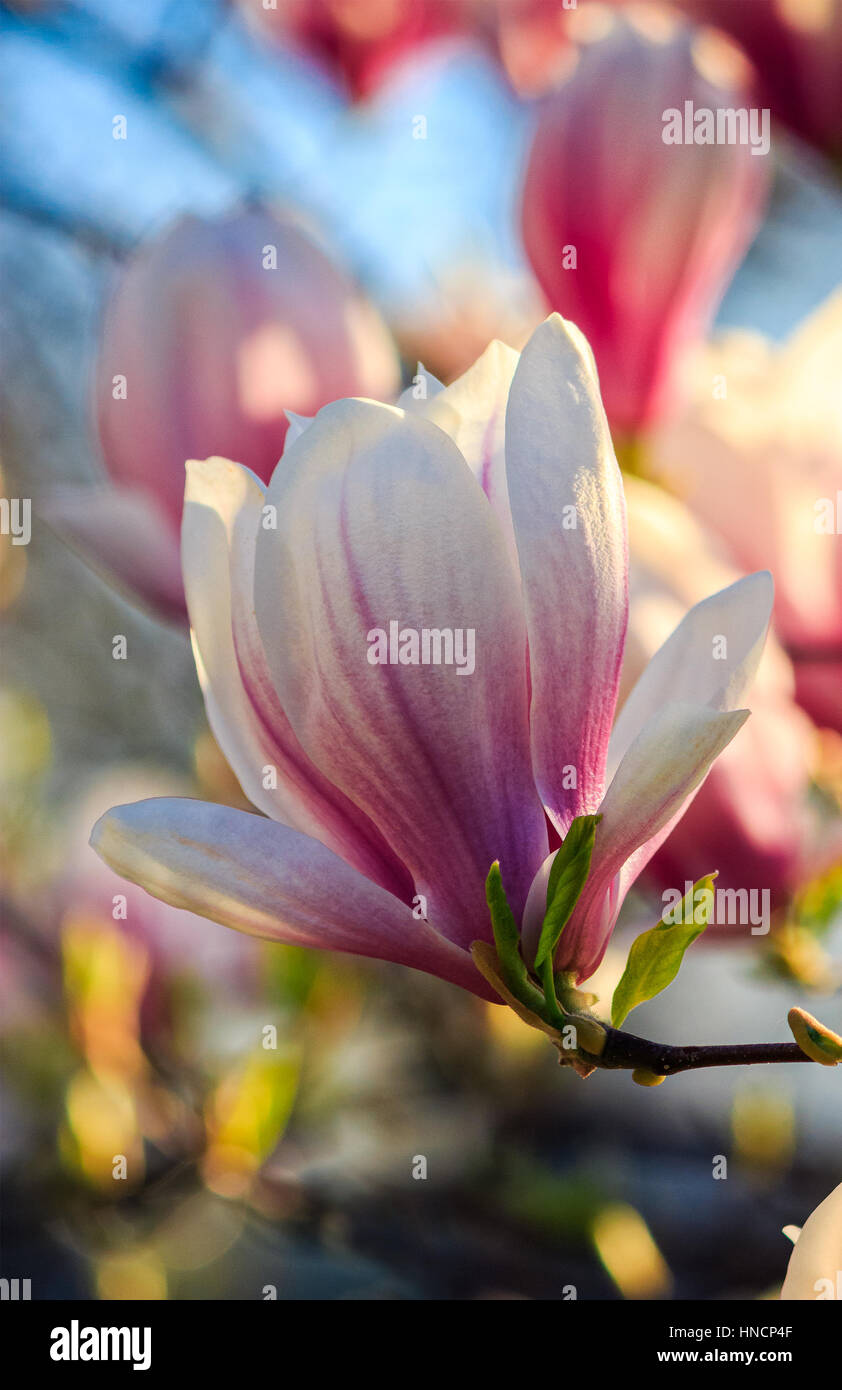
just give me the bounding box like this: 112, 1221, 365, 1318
241, 0, 470, 99
520, 6, 769, 435
44, 207, 399, 622
92, 315, 772, 998
781, 1181, 842, 1300
621, 475, 834, 927
650, 291, 842, 734
492, 0, 634, 97
675, 0, 842, 158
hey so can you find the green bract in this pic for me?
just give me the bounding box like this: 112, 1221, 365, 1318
535, 815, 602, 972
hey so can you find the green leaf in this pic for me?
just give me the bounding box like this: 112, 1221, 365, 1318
534, 815, 601, 972
485, 861, 529, 992
611, 874, 716, 1028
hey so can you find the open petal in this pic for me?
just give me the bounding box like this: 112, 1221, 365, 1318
505, 315, 628, 832
404, 340, 521, 566
41, 485, 185, 622
781, 1182, 842, 1301
396, 365, 445, 409
253, 397, 548, 948
608, 571, 774, 777
183, 457, 414, 900
548, 575, 774, 981
283, 411, 313, 451
91, 798, 494, 999
529, 702, 750, 980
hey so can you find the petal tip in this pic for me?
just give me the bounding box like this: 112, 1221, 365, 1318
89, 804, 123, 867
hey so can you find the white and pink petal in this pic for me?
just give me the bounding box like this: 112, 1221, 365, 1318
505, 315, 629, 833
91, 798, 494, 999
551, 702, 750, 981
183, 456, 414, 901
253, 397, 548, 949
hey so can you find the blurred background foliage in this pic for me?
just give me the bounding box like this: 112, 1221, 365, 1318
1, 0, 841, 1300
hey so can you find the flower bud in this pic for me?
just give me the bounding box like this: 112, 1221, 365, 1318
632, 1067, 667, 1087
46, 206, 399, 620
521, 8, 769, 433
788, 1006, 842, 1066
96, 206, 399, 530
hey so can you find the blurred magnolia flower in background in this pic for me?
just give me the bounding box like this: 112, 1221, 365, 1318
622, 475, 839, 933
0, 743, 296, 1203
650, 290, 842, 734
43, 205, 399, 621
675, 0, 842, 160
781, 1180, 842, 1298
491, 0, 580, 97
0, 719, 261, 1049
495, 0, 842, 161
520, 5, 769, 436
239, 0, 472, 99
92, 315, 772, 997
59, 769, 260, 1002
323, 29, 541, 383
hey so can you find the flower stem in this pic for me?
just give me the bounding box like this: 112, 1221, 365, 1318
583, 1025, 815, 1076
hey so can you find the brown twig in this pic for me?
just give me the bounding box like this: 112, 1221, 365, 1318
583, 1025, 814, 1076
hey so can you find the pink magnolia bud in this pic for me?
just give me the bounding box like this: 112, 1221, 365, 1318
96, 206, 399, 532
45, 207, 400, 621
520, 7, 770, 434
